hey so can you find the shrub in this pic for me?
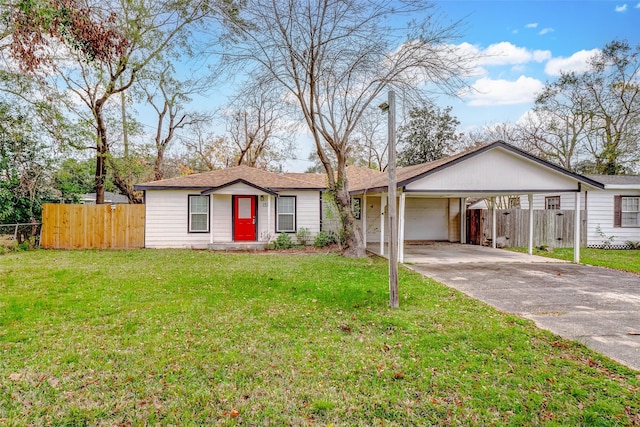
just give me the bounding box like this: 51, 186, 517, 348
272, 233, 294, 249
295, 227, 312, 246
626, 240, 640, 250
314, 230, 337, 248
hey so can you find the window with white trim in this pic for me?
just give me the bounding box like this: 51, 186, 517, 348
545, 196, 561, 210
276, 196, 296, 232
188, 195, 210, 232
621, 196, 640, 227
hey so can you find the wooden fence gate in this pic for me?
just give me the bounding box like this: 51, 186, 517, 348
467, 208, 587, 248
41, 204, 145, 249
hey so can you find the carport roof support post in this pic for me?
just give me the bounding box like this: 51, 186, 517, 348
528, 194, 534, 255
574, 191, 581, 263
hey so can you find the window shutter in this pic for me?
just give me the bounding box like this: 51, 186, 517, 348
614, 195, 622, 228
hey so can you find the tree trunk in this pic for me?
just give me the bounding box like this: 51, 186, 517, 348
336, 187, 366, 258
333, 157, 366, 258
154, 149, 165, 181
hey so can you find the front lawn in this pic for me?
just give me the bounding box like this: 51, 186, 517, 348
509, 247, 640, 273
1, 250, 639, 425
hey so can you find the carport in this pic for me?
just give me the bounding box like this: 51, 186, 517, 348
351, 141, 604, 264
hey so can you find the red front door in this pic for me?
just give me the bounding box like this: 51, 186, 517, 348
233, 195, 256, 241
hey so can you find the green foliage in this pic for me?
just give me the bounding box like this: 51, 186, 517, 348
313, 230, 337, 247
0, 250, 639, 425
625, 240, 640, 249
509, 247, 640, 273
54, 158, 96, 203
397, 105, 460, 167
271, 232, 294, 249
0, 102, 54, 223
295, 227, 312, 245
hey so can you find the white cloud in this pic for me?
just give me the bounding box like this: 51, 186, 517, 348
636, 2, 640, 8
615, 4, 628, 12
461, 76, 544, 106
538, 28, 554, 35
544, 49, 600, 76
525, 23, 538, 29
468, 41, 551, 66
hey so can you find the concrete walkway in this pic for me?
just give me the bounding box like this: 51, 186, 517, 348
370, 243, 640, 371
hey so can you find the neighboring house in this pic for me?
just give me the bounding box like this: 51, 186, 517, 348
520, 175, 640, 248
80, 192, 130, 204
134, 141, 603, 262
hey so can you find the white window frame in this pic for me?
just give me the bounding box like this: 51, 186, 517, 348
188, 195, 210, 233
276, 196, 296, 233
621, 196, 640, 227
545, 196, 561, 210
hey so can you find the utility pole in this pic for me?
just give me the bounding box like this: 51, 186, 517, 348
387, 91, 399, 308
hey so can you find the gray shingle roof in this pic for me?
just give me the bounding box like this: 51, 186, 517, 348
585, 174, 640, 186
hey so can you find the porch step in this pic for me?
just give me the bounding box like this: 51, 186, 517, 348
208, 242, 267, 251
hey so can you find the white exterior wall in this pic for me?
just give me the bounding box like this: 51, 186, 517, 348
405, 148, 580, 193
144, 190, 212, 248
144, 188, 322, 248
520, 190, 640, 246
276, 190, 321, 239
359, 195, 458, 243
363, 196, 385, 243
520, 192, 587, 210
586, 189, 640, 246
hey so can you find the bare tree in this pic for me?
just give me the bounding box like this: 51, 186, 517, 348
139, 63, 213, 180
351, 106, 388, 171
225, 83, 295, 169
179, 121, 232, 172
516, 107, 588, 171
532, 40, 640, 174
226, 0, 471, 257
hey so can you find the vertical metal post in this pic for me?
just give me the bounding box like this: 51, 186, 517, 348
387, 91, 399, 308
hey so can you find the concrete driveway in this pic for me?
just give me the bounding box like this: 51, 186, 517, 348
371, 243, 640, 371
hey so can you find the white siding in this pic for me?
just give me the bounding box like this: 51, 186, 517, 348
144, 188, 322, 247
520, 190, 640, 246
211, 194, 232, 242
276, 191, 321, 239
211, 182, 270, 196
586, 189, 640, 246
405, 147, 580, 193
520, 192, 586, 210
363, 195, 386, 243
144, 190, 212, 248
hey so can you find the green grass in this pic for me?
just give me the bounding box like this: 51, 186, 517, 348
509, 247, 640, 273
1, 250, 639, 426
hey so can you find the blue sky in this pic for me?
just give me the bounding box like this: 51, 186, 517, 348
433, 0, 640, 131
157, 1, 640, 171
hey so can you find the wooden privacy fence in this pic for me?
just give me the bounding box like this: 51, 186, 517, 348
41, 204, 145, 249
470, 208, 587, 248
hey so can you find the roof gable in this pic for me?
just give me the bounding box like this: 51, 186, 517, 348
350, 141, 604, 193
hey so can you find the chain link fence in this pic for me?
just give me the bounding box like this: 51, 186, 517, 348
0, 223, 42, 248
